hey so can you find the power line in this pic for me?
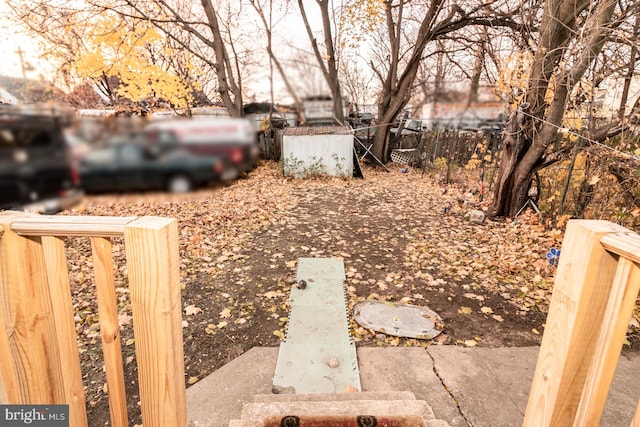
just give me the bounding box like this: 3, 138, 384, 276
515, 109, 640, 163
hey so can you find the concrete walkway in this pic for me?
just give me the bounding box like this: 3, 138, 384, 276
186, 346, 640, 427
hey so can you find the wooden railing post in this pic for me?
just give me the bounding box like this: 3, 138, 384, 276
124, 217, 186, 427
41, 235, 88, 426
0, 213, 66, 404
92, 237, 128, 427
524, 220, 634, 426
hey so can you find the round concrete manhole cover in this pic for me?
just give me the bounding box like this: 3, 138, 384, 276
353, 300, 444, 339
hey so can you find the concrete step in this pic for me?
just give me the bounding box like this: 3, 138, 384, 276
229, 416, 451, 427
228, 420, 261, 427
240, 399, 436, 420
253, 390, 417, 403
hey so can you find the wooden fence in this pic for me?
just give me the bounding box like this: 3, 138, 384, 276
0, 212, 186, 427
524, 220, 640, 426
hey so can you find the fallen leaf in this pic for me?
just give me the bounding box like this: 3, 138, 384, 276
458, 306, 473, 315
187, 376, 199, 385
184, 305, 202, 316
263, 290, 280, 299
118, 313, 132, 326
219, 308, 231, 319
464, 339, 477, 347
480, 306, 493, 314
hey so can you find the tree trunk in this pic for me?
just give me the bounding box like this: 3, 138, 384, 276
618, 16, 639, 121
298, 0, 345, 124
249, 0, 305, 121
488, 0, 617, 218
200, 0, 243, 117
487, 104, 533, 217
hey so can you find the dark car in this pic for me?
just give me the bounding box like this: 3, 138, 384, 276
145, 118, 260, 175
78, 140, 226, 193
0, 106, 83, 213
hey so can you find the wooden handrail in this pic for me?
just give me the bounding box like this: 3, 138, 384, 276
0, 212, 186, 427
10, 215, 137, 237
601, 232, 640, 264
524, 220, 640, 427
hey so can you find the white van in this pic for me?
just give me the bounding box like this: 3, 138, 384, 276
146, 118, 259, 173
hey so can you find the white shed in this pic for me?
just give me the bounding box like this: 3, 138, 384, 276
282, 126, 354, 178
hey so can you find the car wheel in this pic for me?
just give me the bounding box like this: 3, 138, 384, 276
167, 174, 193, 193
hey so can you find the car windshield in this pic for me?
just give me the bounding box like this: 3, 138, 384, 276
405, 120, 420, 131
83, 147, 116, 164
105, 132, 148, 145
0, 128, 53, 148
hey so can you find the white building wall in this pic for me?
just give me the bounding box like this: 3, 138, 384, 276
282, 134, 353, 178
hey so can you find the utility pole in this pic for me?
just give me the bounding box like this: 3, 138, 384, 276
16, 46, 27, 79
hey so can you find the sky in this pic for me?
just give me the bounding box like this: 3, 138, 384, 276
0, 0, 375, 105
0, 2, 51, 80
0, 0, 328, 97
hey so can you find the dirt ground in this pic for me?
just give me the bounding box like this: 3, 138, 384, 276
62, 161, 639, 425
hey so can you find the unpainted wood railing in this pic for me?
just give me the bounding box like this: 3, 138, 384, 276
524, 220, 640, 427
0, 212, 186, 427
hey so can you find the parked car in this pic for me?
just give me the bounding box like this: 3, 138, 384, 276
78, 140, 226, 193
145, 118, 260, 174
103, 130, 239, 181
64, 130, 92, 164
390, 118, 429, 138
0, 106, 83, 213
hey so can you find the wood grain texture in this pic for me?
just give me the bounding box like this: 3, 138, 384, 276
523, 220, 628, 427
601, 232, 640, 264
0, 217, 20, 403
124, 217, 187, 427
632, 400, 640, 427
574, 257, 640, 425
42, 236, 88, 427
0, 213, 64, 403
12, 215, 136, 238
92, 237, 128, 427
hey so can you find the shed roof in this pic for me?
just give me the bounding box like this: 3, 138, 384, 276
283, 126, 353, 136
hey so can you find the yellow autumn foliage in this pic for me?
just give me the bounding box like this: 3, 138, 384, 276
71, 14, 195, 108
339, 0, 385, 48
495, 52, 532, 108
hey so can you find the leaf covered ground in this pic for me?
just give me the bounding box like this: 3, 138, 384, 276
62, 161, 640, 425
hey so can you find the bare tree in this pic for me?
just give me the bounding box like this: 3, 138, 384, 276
368, 0, 525, 161
616, 15, 640, 120
297, 0, 346, 123
488, 0, 630, 217
340, 55, 377, 116
248, 0, 305, 119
